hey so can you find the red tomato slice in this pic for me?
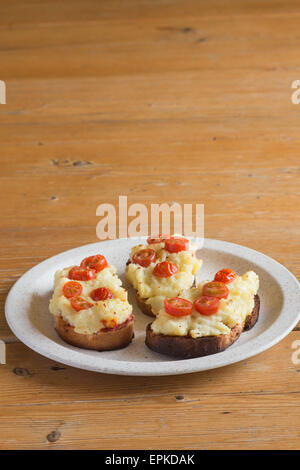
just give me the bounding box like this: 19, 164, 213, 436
68, 266, 96, 281
63, 281, 82, 299
132, 249, 157, 267
165, 236, 189, 253
90, 287, 113, 301
147, 234, 170, 244
202, 281, 229, 299
214, 269, 237, 284
194, 296, 220, 316
80, 254, 108, 273
153, 261, 178, 277
70, 296, 93, 312
164, 297, 193, 317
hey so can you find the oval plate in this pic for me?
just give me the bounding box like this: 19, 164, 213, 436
5, 238, 300, 376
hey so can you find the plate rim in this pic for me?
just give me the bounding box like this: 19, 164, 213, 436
5, 238, 300, 376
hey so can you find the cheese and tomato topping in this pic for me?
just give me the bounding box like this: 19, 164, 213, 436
49, 254, 133, 335
126, 236, 202, 303
150, 270, 259, 338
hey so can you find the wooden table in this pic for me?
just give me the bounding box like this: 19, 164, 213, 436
0, 0, 299, 450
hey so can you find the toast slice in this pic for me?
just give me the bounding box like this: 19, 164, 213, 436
145, 294, 260, 359
50, 254, 134, 352
55, 315, 134, 351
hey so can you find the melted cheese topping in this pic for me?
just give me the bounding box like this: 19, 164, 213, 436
49, 265, 132, 335
151, 271, 259, 338
126, 240, 202, 305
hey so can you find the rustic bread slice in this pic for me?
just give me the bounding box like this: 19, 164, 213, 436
55, 315, 134, 351
145, 294, 260, 359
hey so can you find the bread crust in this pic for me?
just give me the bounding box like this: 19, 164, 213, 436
55, 315, 134, 351
145, 294, 260, 358
136, 291, 156, 317
244, 294, 260, 331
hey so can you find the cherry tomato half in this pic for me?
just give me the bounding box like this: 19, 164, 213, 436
132, 249, 157, 267
202, 281, 229, 299
165, 236, 189, 253
90, 287, 113, 301
153, 261, 178, 278
68, 266, 96, 281
80, 254, 108, 273
70, 296, 93, 312
147, 234, 170, 244
214, 269, 237, 284
194, 296, 220, 316
164, 297, 193, 317
63, 281, 82, 299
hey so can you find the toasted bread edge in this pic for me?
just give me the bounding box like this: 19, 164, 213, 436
55, 316, 134, 351
145, 294, 260, 358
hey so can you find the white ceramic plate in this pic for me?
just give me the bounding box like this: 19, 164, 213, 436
5, 238, 300, 376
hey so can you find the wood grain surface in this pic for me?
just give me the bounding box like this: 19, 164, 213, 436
0, 0, 299, 449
